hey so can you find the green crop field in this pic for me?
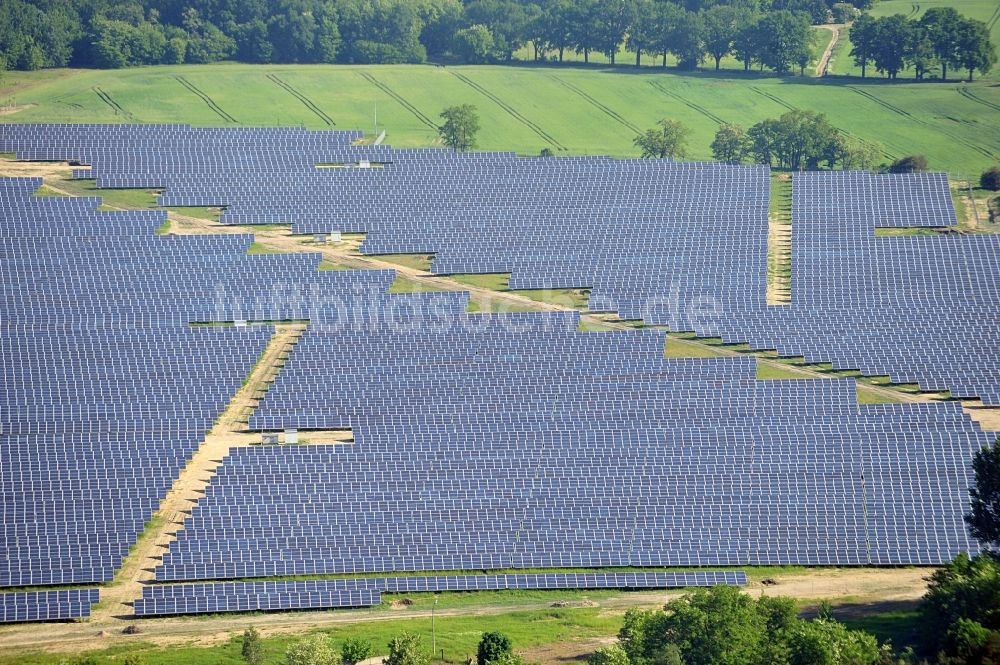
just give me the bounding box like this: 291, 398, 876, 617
2, 61, 998, 174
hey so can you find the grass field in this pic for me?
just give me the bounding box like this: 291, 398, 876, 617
2, 61, 998, 174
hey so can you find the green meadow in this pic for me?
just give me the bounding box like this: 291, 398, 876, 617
2, 60, 998, 174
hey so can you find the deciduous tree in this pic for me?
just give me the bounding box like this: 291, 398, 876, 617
711, 123, 750, 163
967, 437, 1000, 546
286, 634, 340, 665
634, 119, 690, 159
242, 627, 264, 665
701, 4, 739, 71
438, 104, 480, 151
386, 632, 430, 665
920, 6, 963, 80
956, 18, 996, 81
477, 632, 513, 665
342, 637, 375, 665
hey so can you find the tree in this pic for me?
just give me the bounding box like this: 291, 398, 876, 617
711, 123, 750, 164
919, 552, 1000, 655
242, 626, 265, 665
338, 0, 425, 64
748, 118, 781, 167
625, 0, 656, 67
848, 13, 876, 78
454, 24, 495, 63
748, 110, 840, 170
614, 587, 888, 665
980, 167, 1000, 191
465, 0, 539, 61
888, 154, 929, 173
386, 632, 430, 665
342, 637, 375, 665
920, 6, 963, 81
438, 104, 480, 151
955, 18, 996, 81
701, 5, 739, 71
182, 8, 236, 64
477, 631, 513, 665
594, 0, 630, 65
908, 24, 936, 80
421, 0, 464, 58
587, 645, 631, 665
967, 437, 1000, 547
755, 10, 813, 74
634, 119, 690, 159
539, 0, 575, 62
783, 619, 882, 665
658, 586, 771, 665
568, 0, 601, 64
286, 634, 341, 665
732, 11, 762, 72
836, 135, 882, 171
871, 14, 913, 79
666, 8, 704, 69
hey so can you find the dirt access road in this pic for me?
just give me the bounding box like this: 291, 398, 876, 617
815, 25, 844, 77
0, 568, 932, 656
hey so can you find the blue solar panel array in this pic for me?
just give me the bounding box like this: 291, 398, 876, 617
0, 589, 100, 623
1, 124, 996, 621
154, 322, 989, 580
3, 124, 994, 404
133, 571, 745, 616
0, 173, 401, 620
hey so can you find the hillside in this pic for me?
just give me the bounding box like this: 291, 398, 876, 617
2, 63, 998, 174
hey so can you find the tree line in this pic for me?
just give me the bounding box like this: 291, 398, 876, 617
1, 1, 993, 79
440, 101, 952, 175
850, 7, 996, 81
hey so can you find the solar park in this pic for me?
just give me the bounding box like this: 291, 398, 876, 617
0, 124, 998, 635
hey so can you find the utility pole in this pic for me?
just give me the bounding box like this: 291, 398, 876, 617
431, 595, 438, 657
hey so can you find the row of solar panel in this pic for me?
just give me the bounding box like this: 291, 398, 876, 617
133, 571, 746, 616
0, 588, 99, 624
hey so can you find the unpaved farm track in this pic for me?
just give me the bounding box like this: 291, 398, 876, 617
0, 568, 931, 656
815, 25, 843, 77
92, 324, 305, 621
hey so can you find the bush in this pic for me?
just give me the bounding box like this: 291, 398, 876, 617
342, 637, 375, 665
477, 632, 513, 665
888, 155, 929, 173
980, 166, 1000, 190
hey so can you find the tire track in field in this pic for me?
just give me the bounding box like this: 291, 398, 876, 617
906, 3, 921, 19
449, 71, 567, 150
174, 76, 238, 124
749, 86, 797, 112
266, 74, 335, 126
957, 85, 1000, 113
547, 74, 641, 133
849, 86, 997, 159
986, 2, 1000, 31
92, 87, 134, 120
749, 86, 899, 160
356, 71, 438, 131
648, 80, 726, 124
